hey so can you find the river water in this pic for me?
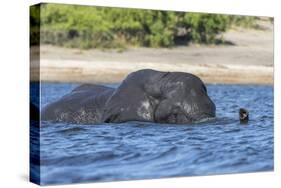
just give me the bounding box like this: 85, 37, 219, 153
30, 83, 273, 185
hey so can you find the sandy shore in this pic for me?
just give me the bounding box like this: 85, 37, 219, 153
31, 20, 273, 84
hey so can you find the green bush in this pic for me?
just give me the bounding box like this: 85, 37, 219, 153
228, 16, 257, 28
30, 3, 257, 49
30, 5, 41, 45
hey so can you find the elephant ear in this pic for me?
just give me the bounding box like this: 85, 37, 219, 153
102, 70, 173, 123
102, 85, 154, 123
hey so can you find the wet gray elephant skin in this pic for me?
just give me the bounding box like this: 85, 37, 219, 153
41, 69, 216, 124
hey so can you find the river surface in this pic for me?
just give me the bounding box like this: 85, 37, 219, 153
30, 83, 273, 185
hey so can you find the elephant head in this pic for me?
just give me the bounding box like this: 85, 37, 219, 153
145, 71, 216, 124
102, 69, 216, 124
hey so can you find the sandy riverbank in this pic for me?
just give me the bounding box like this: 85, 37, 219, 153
31, 20, 273, 85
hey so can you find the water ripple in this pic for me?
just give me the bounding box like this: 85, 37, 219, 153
31, 83, 274, 185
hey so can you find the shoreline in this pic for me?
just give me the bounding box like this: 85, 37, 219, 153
31, 21, 273, 85
31, 58, 273, 85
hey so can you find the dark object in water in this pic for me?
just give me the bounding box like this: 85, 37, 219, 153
41, 69, 216, 125
239, 108, 249, 124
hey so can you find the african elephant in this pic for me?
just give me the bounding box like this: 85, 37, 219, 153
41, 69, 216, 124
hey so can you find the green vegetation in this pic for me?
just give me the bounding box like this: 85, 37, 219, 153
228, 16, 257, 28
30, 3, 258, 49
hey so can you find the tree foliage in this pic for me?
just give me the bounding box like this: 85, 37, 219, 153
30, 4, 257, 49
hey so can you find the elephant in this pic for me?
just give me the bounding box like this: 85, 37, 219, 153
41, 69, 216, 124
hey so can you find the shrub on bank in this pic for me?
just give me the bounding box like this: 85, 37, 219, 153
30, 4, 257, 49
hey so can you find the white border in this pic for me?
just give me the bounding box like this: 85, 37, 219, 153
0, 0, 279, 188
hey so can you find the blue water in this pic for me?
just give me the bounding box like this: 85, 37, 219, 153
31, 83, 274, 185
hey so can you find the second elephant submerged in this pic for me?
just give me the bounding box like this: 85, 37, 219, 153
41, 69, 216, 124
